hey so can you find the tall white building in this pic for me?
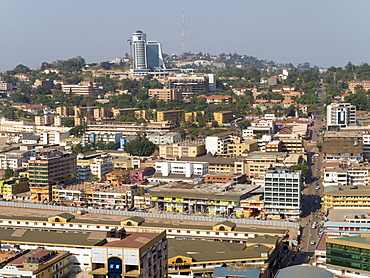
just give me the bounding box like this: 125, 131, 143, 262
264, 169, 302, 218
327, 103, 356, 130
90, 156, 114, 181
130, 30, 165, 71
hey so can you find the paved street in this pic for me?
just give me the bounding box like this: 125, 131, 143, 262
293, 82, 325, 265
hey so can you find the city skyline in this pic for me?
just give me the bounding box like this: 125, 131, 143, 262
2, 0, 370, 71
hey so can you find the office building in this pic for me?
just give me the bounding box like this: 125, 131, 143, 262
0, 177, 29, 198
148, 89, 182, 101
264, 169, 302, 218
28, 151, 76, 201
167, 75, 209, 99
326, 236, 370, 277
323, 132, 363, 162
147, 132, 181, 145
213, 111, 234, 126
327, 102, 356, 130
158, 140, 206, 159
130, 30, 166, 71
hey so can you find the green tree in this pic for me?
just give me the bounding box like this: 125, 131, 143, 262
316, 142, 323, 152
69, 124, 86, 137
88, 173, 100, 183
123, 133, 156, 156
238, 119, 251, 130
63, 118, 75, 127
291, 164, 310, 178
3, 168, 15, 179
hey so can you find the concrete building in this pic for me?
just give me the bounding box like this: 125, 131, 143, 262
148, 89, 182, 101
323, 185, 370, 212
349, 80, 370, 91
147, 132, 181, 145
264, 169, 302, 218
213, 111, 233, 126
0, 249, 72, 278
82, 131, 122, 148
148, 160, 208, 183
326, 236, 370, 278
0, 81, 13, 91
28, 151, 77, 201
149, 183, 257, 215
86, 122, 176, 136
90, 156, 114, 181
227, 140, 258, 156
0, 177, 29, 198
156, 110, 182, 122
323, 132, 363, 162
53, 182, 138, 208
205, 132, 240, 156
62, 81, 100, 96
158, 140, 206, 159
167, 75, 209, 99
327, 102, 356, 130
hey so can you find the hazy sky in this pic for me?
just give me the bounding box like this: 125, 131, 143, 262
2, 0, 370, 71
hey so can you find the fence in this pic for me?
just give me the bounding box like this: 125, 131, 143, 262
0, 201, 299, 228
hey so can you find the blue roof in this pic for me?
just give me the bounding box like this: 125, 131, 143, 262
275, 266, 334, 278
213, 267, 260, 278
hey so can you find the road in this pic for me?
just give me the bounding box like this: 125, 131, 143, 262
293, 82, 325, 265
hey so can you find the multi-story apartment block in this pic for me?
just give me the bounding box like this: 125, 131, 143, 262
156, 110, 182, 122
0, 155, 23, 170
349, 80, 370, 91
34, 79, 53, 89
227, 140, 258, 156
28, 151, 76, 201
327, 102, 356, 130
184, 111, 205, 124
167, 75, 209, 99
86, 122, 176, 136
265, 140, 283, 152
205, 131, 239, 156
147, 132, 181, 145
0, 176, 29, 197
82, 131, 122, 148
0, 81, 13, 91
90, 156, 114, 181
34, 114, 55, 126
148, 88, 182, 101
62, 81, 100, 95
213, 111, 233, 126
56, 106, 75, 117
159, 141, 206, 159
264, 169, 302, 218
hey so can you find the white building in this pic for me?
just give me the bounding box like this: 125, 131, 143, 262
205, 132, 238, 155
327, 103, 356, 130
363, 133, 370, 160
40, 131, 70, 145
323, 167, 368, 187
264, 169, 302, 218
90, 156, 114, 181
147, 132, 181, 145
82, 131, 122, 147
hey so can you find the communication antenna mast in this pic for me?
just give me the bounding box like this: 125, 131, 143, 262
190, 19, 193, 53
182, 9, 186, 54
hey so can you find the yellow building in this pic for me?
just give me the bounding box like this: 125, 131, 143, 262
213, 111, 233, 125
56, 106, 75, 117
184, 111, 205, 124
0, 177, 29, 197
323, 185, 370, 212
228, 140, 258, 156
159, 141, 206, 159
157, 110, 182, 122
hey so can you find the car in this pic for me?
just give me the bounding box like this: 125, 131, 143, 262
316, 186, 320, 190
300, 251, 305, 255
311, 224, 316, 229
315, 199, 319, 204
310, 241, 315, 245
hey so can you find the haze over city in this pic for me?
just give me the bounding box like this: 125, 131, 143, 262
2, 0, 370, 71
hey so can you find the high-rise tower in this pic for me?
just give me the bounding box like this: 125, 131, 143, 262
130, 30, 166, 71
131, 30, 148, 70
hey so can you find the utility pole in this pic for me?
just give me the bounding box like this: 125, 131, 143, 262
182, 9, 186, 54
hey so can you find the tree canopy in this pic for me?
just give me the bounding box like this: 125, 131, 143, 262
123, 133, 156, 156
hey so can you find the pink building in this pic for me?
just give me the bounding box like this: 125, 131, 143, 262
130, 167, 155, 184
